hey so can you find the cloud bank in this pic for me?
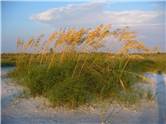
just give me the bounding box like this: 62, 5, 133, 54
30, 2, 165, 51
30, 2, 163, 27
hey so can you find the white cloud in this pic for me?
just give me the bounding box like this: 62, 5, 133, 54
30, 2, 165, 51
105, 11, 161, 26
31, 9, 56, 21
30, 2, 162, 28
31, 2, 105, 27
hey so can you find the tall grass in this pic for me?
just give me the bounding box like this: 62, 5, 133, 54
11, 24, 153, 107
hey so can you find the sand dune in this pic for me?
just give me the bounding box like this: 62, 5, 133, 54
1, 67, 166, 124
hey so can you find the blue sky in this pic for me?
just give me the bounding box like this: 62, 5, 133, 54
2, 1, 74, 52
1, 1, 166, 52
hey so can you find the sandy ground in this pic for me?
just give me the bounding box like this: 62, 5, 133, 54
1, 67, 166, 124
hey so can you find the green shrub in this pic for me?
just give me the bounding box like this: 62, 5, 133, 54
10, 55, 151, 108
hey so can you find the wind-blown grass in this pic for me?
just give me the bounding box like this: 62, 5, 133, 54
9, 24, 156, 108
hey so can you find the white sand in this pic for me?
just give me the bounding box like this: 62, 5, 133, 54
1, 67, 166, 124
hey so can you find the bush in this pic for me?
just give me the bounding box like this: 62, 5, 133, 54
11, 55, 149, 108
10, 24, 153, 108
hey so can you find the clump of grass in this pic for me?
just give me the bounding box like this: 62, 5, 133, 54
11, 24, 153, 108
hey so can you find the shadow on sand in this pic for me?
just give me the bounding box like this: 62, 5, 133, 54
138, 71, 166, 124
156, 71, 166, 124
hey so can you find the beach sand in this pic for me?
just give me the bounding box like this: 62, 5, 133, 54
1, 67, 166, 124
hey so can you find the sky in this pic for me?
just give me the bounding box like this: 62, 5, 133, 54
1, 0, 166, 52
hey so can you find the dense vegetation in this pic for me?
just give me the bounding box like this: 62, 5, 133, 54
2, 53, 166, 72
1, 53, 17, 67
2, 24, 166, 108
